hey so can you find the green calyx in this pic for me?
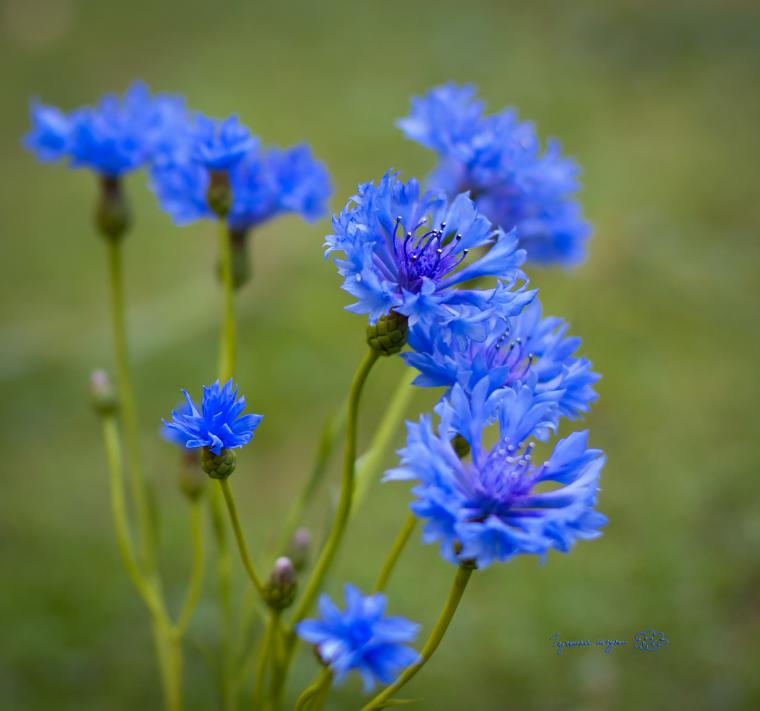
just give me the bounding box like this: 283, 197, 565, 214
200, 447, 236, 479
207, 170, 232, 217
264, 557, 298, 610
95, 177, 131, 241
366, 311, 408, 356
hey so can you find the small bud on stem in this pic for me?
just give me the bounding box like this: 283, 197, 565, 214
286, 527, 312, 572
264, 556, 298, 610
90, 369, 118, 415
179, 450, 205, 500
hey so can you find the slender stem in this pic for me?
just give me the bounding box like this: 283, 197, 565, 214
272, 402, 348, 560
219, 479, 266, 598
361, 566, 474, 711
106, 239, 157, 572
294, 668, 332, 711
218, 222, 236, 381
252, 611, 279, 709
373, 513, 418, 593
352, 368, 416, 515
209, 485, 235, 708
101, 414, 181, 710
290, 349, 379, 625
176, 499, 206, 635
273, 349, 379, 699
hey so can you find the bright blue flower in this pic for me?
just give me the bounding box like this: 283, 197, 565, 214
163, 379, 263, 455
398, 83, 591, 266
150, 140, 331, 230
25, 82, 187, 177
403, 298, 599, 420
191, 115, 258, 171
296, 584, 419, 692
326, 170, 529, 328
385, 379, 606, 568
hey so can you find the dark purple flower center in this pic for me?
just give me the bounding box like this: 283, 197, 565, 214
390, 216, 469, 290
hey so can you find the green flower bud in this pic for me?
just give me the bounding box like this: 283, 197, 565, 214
286, 527, 312, 572
200, 447, 236, 479
179, 450, 205, 500
95, 177, 131, 241
207, 170, 232, 217
264, 556, 298, 610
366, 311, 408, 356
90, 369, 118, 416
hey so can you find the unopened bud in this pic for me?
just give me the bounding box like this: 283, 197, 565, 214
451, 434, 470, 459
264, 556, 297, 610
207, 170, 232, 217
200, 447, 236, 479
179, 450, 205, 500
286, 527, 312, 572
95, 177, 131, 241
90, 369, 118, 415
366, 311, 408, 356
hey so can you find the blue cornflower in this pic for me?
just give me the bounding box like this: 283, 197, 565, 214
326, 170, 530, 328
385, 379, 606, 568
403, 298, 599, 420
163, 379, 262, 455
191, 115, 258, 171
398, 83, 591, 266
150, 140, 331, 230
25, 82, 186, 177
296, 584, 420, 692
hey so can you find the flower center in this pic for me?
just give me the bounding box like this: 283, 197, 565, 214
390, 216, 469, 289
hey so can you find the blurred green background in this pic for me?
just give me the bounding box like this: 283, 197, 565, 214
1, 0, 759, 709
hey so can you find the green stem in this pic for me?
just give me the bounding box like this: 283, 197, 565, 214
218, 221, 236, 381
373, 513, 418, 593
290, 349, 379, 625
219, 479, 266, 598
106, 239, 158, 572
252, 611, 279, 709
361, 566, 474, 711
176, 499, 206, 635
294, 668, 332, 711
101, 414, 181, 709
272, 402, 348, 560
352, 368, 416, 514
209, 485, 235, 709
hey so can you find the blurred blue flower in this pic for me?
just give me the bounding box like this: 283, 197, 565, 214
25, 82, 187, 176
398, 83, 591, 266
385, 379, 606, 568
403, 298, 599, 420
296, 584, 420, 691
163, 379, 262, 455
151, 140, 331, 230
191, 115, 258, 171
326, 170, 529, 328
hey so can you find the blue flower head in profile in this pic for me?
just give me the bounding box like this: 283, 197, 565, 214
163, 379, 262, 455
398, 83, 591, 266
403, 298, 599, 421
296, 584, 420, 692
385, 379, 607, 568
326, 170, 531, 329
151, 138, 331, 231
24, 82, 186, 177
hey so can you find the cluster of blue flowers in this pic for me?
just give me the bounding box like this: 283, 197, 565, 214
25, 82, 332, 231
27, 81, 604, 697
398, 83, 591, 266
